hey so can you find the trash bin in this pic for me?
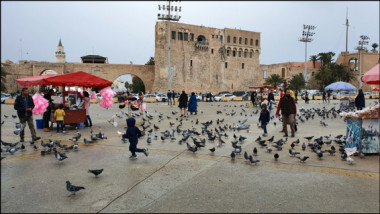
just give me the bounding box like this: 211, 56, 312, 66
36, 119, 43, 129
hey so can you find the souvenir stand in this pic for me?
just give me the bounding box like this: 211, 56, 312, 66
248, 85, 276, 106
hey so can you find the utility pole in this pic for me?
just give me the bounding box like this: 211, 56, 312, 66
345, 8, 349, 53
357, 35, 369, 89
299, 25, 316, 82
20, 39, 23, 60
158, 1, 181, 91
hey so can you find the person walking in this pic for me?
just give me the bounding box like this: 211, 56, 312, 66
322, 91, 327, 103
327, 90, 331, 104
294, 90, 298, 103
178, 90, 188, 117
188, 92, 198, 115
42, 89, 54, 132
83, 91, 92, 127
268, 90, 275, 111
355, 89, 365, 110
172, 90, 176, 105
54, 104, 65, 133
304, 91, 309, 104
167, 90, 172, 106
279, 88, 284, 98
259, 103, 270, 136
123, 118, 148, 159
251, 91, 257, 107
276, 89, 297, 137
14, 87, 41, 142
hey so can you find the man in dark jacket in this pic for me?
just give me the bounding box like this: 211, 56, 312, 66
251, 91, 257, 107
167, 90, 172, 106
178, 90, 189, 117
268, 90, 275, 111
322, 91, 327, 103
123, 118, 148, 159
42, 89, 54, 132
355, 89, 365, 110
276, 89, 297, 137
14, 87, 41, 142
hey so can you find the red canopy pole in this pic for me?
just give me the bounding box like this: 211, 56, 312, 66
63, 84, 66, 107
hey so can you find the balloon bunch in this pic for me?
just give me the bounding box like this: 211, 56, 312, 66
99, 88, 116, 109
32, 93, 49, 115
141, 103, 147, 111
90, 92, 97, 99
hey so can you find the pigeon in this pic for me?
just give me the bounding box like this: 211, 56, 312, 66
230, 151, 236, 159
8, 147, 21, 155
255, 136, 261, 142
238, 135, 247, 142
302, 143, 306, 151
66, 181, 85, 197
304, 136, 314, 141
88, 169, 104, 178
209, 147, 215, 153
249, 156, 260, 164
267, 136, 274, 142
325, 149, 336, 156
235, 146, 242, 154
335, 134, 343, 139
272, 145, 282, 151
147, 135, 152, 144
84, 138, 94, 144
315, 150, 324, 160
253, 147, 257, 156
341, 152, 348, 160
4, 115, 8, 118
266, 147, 272, 153
274, 153, 279, 161
244, 151, 249, 160
20, 144, 26, 151
292, 139, 300, 145
359, 153, 365, 159
289, 149, 300, 157
346, 157, 354, 164
54, 149, 68, 161
291, 143, 295, 149
297, 156, 309, 162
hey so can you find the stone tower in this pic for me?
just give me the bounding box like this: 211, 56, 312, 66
55, 39, 66, 63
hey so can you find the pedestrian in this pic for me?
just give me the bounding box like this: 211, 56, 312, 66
322, 91, 327, 103
251, 91, 257, 107
268, 90, 275, 111
42, 89, 54, 132
54, 104, 65, 133
167, 90, 172, 106
305, 91, 309, 104
276, 89, 297, 137
327, 90, 331, 104
188, 92, 197, 115
355, 89, 365, 110
178, 90, 188, 117
259, 103, 270, 137
83, 91, 92, 127
136, 92, 145, 125
123, 118, 148, 159
13, 87, 41, 142
208, 92, 213, 102
280, 88, 284, 98
172, 90, 176, 105
294, 90, 298, 103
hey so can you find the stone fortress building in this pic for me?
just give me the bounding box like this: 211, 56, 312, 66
1, 21, 379, 94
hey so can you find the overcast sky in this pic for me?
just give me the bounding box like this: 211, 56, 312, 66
1, 1, 379, 65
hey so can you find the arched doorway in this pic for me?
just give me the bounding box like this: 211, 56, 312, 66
112, 74, 146, 94
348, 58, 358, 71
38, 69, 59, 93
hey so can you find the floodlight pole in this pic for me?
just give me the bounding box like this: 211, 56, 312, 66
357, 35, 370, 89
299, 25, 316, 83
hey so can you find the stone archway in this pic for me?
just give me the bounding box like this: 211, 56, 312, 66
112, 74, 147, 94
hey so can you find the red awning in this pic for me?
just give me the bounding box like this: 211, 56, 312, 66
42, 71, 112, 88
372, 88, 380, 92
361, 63, 379, 85
16, 74, 58, 86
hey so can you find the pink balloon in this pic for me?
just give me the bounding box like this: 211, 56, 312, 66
91, 92, 97, 99
141, 104, 146, 111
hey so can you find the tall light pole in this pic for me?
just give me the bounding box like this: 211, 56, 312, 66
158, 1, 181, 91
357, 35, 369, 89
299, 25, 316, 82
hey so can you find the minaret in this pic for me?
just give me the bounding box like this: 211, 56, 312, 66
55, 38, 66, 63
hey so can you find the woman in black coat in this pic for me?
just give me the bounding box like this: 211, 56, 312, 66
355, 89, 365, 110
178, 90, 188, 117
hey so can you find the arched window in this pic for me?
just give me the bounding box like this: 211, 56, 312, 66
238, 48, 242, 57
244, 49, 248, 58
233, 48, 237, 57
239, 37, 242, 44
250, 39, 253, 46
250, 50, 253, 58
226, 47, 231, 56
255, 39, 259, 46
245, 38, 248, 45
233, 37, 236, 43
227, 36, 230, 43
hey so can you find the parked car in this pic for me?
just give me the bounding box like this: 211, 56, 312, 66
364, 92, 373, 99
214, 93, 235, 102
232, 91, 246, 97
196, 94, 202, 101
1, 94, 12, 104
144, 94, 156, 102
156, 94, 168, 102
217, 91, 230, 96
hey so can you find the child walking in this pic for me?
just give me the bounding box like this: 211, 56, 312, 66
123, 118, 149, 159
54, 104, 65, 133
258, 103, 270, 137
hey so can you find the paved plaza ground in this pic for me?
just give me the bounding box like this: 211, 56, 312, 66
1, 99, 379, 213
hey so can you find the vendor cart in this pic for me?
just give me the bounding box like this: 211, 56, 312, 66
248, 85, 276, 106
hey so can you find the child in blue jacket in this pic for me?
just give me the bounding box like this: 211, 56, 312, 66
123, 118, 149, 159
258, 104, 270, 137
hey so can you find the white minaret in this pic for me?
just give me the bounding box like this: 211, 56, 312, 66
55, 38, 66, 63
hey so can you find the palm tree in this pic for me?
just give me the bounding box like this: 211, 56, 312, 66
326, 51, 336, 65
317, 52, 329, 68
264, 74, 284, 88
1, 67, 8, 92
309, 55, 318, 68
372, 43, 379, 52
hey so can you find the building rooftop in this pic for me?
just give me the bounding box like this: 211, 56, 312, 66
81, 55, 106, 59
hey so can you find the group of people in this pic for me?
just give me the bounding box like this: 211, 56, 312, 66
169, 90, 198, 117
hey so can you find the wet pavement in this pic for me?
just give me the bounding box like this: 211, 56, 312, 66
1, 99, 379, 213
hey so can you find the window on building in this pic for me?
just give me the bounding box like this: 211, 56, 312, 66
211, 49, 214, 54
216, 35, 218, 39
242, 63, 244, 69
226, 50, 230, 56
281, 68, 285, 78
190, 33, 194, 41
239, 37, 242, 44
256, 39, 259, 46
245, 38, 248, 45
233, 37, 236, 43
220, 35, 223, 42
263, 70, 268, 79
227, 36, 230, 43
178, 32, 183, 40
171, 31, 176, 39
250, 51, 253, 58
233, 50, 236, 57
184, 33, 188, 41
190, 60, 192, 67
250, 39, 253, 46
312, 72, 314, 76
244, 52, 247, 58
212, 34, 214, 39
225, 62, 228, 68
238, 51, 241, 57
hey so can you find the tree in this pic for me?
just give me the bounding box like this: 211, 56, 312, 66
317, 52, 335, 68
264, 74, 284, 88
132, 76, 145, 93
309, 55, 318, 68
372, 43, 379, 51
145, 57, 155, 65
314, 63, 354, 90
289, 73, 306, 92
1, 67, 8, 92
124, 81, 132, 91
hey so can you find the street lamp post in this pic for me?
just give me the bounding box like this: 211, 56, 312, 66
357, 35, 369, 89
299, 25, 316, 82
158, 1, 181, 91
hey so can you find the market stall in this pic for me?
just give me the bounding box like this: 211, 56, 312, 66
325, 81, 357, 112
248, 85, 276, 106
16, 71, 112, 126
